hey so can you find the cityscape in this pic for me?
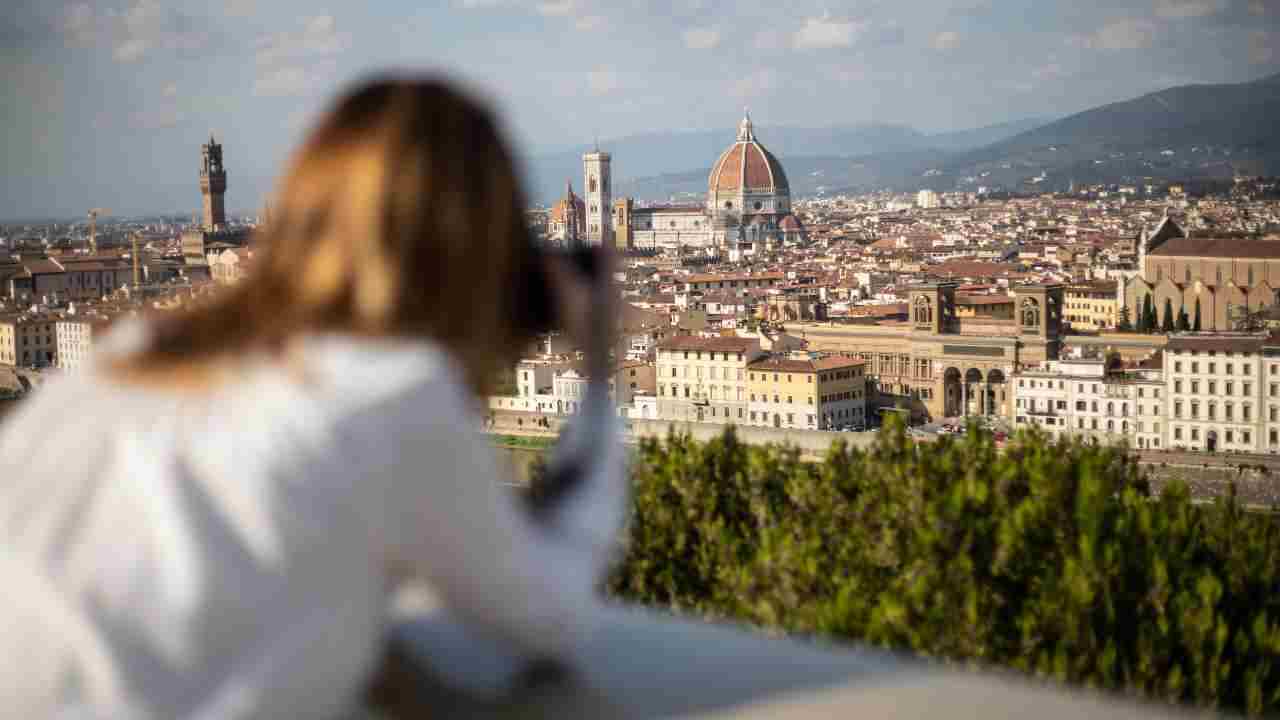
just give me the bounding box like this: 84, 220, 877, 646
6, 0, 1280, 716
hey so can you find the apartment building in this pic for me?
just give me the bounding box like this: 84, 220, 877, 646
745, 355, 867, 430
0, 312, 58, 367
1064, 280, 1119, 331
656, 335, 764, 424
55, 315, 115, 371
1166, 336, 1265, 453
1013, 358, 1164, 448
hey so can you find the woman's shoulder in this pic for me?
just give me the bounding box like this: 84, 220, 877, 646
293, 333, 472, 412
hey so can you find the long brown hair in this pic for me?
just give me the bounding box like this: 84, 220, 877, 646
115, 76, 539, 395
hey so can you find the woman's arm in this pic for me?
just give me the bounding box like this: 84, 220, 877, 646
342, 369, 626, 663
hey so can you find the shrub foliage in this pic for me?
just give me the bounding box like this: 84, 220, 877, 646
606, 417, 1280, 715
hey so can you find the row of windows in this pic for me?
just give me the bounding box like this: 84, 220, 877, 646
820, 391, 861, 403
666, 366, 746, 381
1173, 380, 1255, 396
1172, 426, 1254, 445
1016, 379, 1162, 398
659, 385, 745, 401
749, 394, 812, 405
1172, 361, 1253, 375
662, 351, 746, 362
1172, 401, 1253, 421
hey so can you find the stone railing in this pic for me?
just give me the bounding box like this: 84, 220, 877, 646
373, 599, 1207, 719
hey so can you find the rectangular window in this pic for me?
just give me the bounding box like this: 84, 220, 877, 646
1192, 428, 1200, 441
1245, 383, 1253, 396
1244, 405, 1252, 422
1175, 380, 1183, 393
1175, 362, 1183, 373
1244, 431, 1252, 445
1175, 427, 1182, 440
1226, 363, 1233, 375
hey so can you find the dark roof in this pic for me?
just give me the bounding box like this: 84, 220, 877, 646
657, 336, 759, 352
1166, 335, 1265, 353
1150, 237, 1280, 259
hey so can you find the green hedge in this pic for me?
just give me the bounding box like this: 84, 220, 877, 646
604, 417, 1280, 715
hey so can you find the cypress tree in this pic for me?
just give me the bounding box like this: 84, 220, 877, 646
1118, 305, 1133, 332
1141, 294, 1155, 332
1194, 296, 1202, 331
1162, 298, 1176, 332
1177, 305, 1190, 332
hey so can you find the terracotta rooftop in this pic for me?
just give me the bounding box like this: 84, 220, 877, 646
748, 356, 865, 374
1150, 237, 1280, 259
1166, 335, 1265, 354
657, 336, 759, 353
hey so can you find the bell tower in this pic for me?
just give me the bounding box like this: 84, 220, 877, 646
200, 134, 228, 231
909, 282, 958, 335
583, 144, 611, 247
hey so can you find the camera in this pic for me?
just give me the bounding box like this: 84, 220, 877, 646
514, 243, 602, 334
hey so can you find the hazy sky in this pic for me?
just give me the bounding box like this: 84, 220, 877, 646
2, 0, 1277, 219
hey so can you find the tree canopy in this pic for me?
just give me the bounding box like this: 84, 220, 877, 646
588, 420, 1280, 716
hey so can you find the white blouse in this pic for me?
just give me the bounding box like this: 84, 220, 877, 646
0, 323, 626, 719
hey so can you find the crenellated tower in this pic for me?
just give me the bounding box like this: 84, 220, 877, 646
200, 134, 228, 231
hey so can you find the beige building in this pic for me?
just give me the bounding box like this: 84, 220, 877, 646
746, 356, 866, 430
789, 282, 1065, 423
0, 313, 58, 367
1122, 217, 1280, 332
656, 335, 765, 424
210, 247, 254, 285
1065, 280, 1119, 331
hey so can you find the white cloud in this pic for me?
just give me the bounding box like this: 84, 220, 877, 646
754, 29, 783, 50
61, 3, 96, 48
162, 82, 178, 98
793, 14, 863, 50
113, 38, 147, 62
730, 68, 777, 99
575, 15, 608, 31
1250, 0, 1269, 15
1154, 0, 1225, 18
256, 15, 350, 66
60, 0, 209, 62
683, 27, 720, 50
931, 30, 959, 51
587, 66, 619, 95
537, 0, 575, 16
253, 63, 338, 97
1250, 30, 1275, 64
1074, 19, 1157, 50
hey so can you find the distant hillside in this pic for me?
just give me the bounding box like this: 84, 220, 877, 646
940, 72, 1280, 189
583, 73, 1280, 201
531, 117, 1048, 204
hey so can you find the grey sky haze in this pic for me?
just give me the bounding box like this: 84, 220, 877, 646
2, 0, 1278, 219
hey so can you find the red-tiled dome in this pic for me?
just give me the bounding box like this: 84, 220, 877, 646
779, 214, 803, 231
708, 113, 789, 195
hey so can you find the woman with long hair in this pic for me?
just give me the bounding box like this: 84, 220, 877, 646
0, 76, 625, 718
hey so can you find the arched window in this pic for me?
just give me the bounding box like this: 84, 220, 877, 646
1185, 267, 1191, 284
1249, 266, 1255, 286
1021, 297, 1041, 328
1217, 266, 1223, 286
914, 296, 934, 324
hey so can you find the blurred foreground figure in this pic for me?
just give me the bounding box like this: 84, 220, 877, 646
0, 77, 625, 719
